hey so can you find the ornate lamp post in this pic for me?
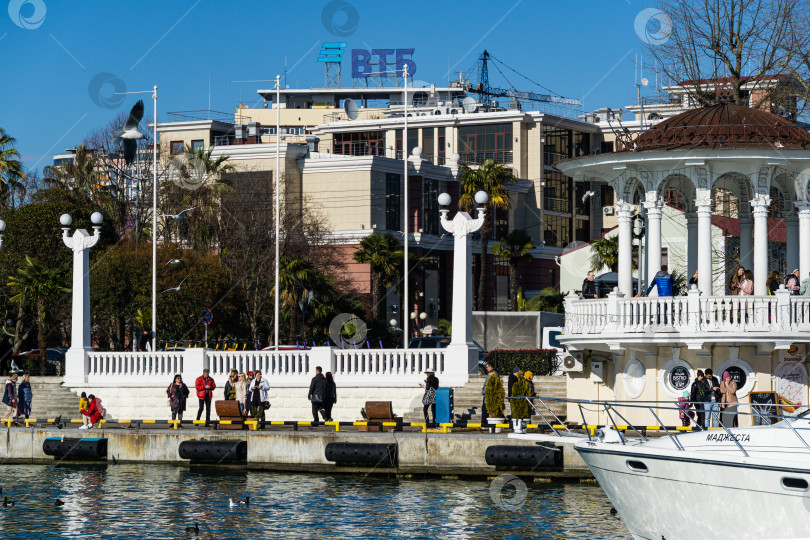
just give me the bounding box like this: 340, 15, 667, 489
0, 219, 6, 248
439, 190, 487, 376
61, 212, 103, 385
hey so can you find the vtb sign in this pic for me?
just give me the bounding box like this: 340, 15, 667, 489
351, 48, 416, 78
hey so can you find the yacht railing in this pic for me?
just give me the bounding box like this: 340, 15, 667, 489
511, 396, 810, 458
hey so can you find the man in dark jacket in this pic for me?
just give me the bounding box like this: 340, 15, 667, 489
704, 368, 722, 427
581, 271, 598, 299
507, 367, 520, 397
308, 366, 327, 423
690, 370, 711, 428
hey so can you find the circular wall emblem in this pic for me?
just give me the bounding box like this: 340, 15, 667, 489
669, 366, 690, 391
788, 344, 800, 356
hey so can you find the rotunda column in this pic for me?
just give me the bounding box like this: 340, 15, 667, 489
751, 196, 771, 296
785, 210, 799, 277
695, 191, 713, 295
686, 212, 698, 278
616, 202, 635, 297
644, 194, 663, 291
795, 201, 810, 279
738, 210, 753, 271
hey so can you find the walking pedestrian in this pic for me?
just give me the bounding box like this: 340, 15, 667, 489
2, 373, 18, 419
137, 329, 152, 352
17, 374, 32, 419
420, 370, 439, 424
244, 371, 255, 414
704, 368, 722, 427
480, 361, 497, 426
581, 271, 598, 299
690, 370, 710, 428
308, 366, 327, 423
720, 371, 738, 427
80, 394, 103, 429
322, 372, 337, 422
167, 374, 190, 425
250, 370, 270, 428
194, 369, 216, 426
223, 369, 238, 400
235, 372, 247, 416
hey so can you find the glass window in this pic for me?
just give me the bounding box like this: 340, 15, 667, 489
438, 127, 446, 164
170, 141, 184, 155
543, 127, 572, 166
396, 129, 417, 158
422, 128, 434, 163
386, 173, 401, 231
423, 178, 439, 235
493, 206, 509, 240
544, 214, 569, 247
334, 131, 385, 156
457, 123, 512, 164
544, 171, 571, 213
191, 140, 204, 153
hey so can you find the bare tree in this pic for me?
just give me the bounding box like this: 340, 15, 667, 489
648, 0, 807, 114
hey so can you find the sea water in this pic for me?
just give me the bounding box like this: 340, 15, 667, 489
0, 464, 631, 539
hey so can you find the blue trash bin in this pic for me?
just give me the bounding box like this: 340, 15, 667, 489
436, 388, 454, 424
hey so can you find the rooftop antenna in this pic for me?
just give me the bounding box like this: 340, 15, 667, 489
208, 69, 211, 111
284, 56, 288, 88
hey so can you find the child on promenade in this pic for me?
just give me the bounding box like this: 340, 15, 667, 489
79, 392, 91, 427
678, 390, 695, 427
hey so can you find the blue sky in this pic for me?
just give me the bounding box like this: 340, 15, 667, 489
2, 0, 660, 172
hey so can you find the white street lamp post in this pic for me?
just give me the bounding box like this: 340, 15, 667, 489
402, 64, 409, 349
439, 191, 487, 375
275, 74, 281, 351
61, 212, 103, 385
0, 219, 6, 248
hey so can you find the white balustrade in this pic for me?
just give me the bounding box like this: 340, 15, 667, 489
77, 346, 452, 388
563, 295, 810, 341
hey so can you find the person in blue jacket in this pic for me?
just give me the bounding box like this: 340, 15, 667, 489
645, 265, 678, 296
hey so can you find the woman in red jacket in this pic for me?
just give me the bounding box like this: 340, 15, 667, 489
80, 395, 103, 429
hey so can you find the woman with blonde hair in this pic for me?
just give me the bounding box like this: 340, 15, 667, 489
234, 372, 248, 416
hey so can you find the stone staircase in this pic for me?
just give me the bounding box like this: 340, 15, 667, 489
26, 377, 82, 420
403, 375, 567, 424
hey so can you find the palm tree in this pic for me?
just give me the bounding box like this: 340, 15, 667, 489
0, 128, 25, 210
43, 144, 101, 198
526, 287, 566, 313
589, 235, 620, 273
277, 256, 317, 341
458, 159, 517, 310
491, 229, 534, 310
353, 232, 403, 321
7, 256, 69, 373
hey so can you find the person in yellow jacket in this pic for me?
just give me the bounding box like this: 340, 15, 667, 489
79, 392, 91, 428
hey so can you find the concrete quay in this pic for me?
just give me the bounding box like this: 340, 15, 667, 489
0, 426, 591, 479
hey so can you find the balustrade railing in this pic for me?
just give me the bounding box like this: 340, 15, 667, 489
563, 291, 810, 337
81, 347, 450, 386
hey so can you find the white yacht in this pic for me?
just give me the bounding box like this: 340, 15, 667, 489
575, 413, 810, 540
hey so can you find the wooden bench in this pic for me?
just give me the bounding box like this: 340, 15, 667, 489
215, 400, 247, 430
359, 401, 402, 432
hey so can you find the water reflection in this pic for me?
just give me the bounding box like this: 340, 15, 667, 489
0, 464, 630, 539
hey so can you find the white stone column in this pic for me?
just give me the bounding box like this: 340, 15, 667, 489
738, 210, 753, 271
440, 201, 485, 378
695, 192, 713, 295
616, 202, 635, 297
62, 214, 103, 385
795, 201, 810, 279
751, 196, 771, 296
644, 195, 663, 291
686, 212, 698, 277
785, 210, 799, 276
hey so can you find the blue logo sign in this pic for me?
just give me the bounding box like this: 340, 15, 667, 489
351, 48, 416, 78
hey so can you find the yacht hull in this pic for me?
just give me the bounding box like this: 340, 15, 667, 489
577, 441, 810, 540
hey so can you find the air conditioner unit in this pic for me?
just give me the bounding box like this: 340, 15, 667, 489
603, 207, 615, 216
560, 352, 584, 372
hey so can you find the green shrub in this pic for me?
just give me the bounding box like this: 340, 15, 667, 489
484, 373, 505, 418
510, 374, 531, 419
484, 349, 558, 376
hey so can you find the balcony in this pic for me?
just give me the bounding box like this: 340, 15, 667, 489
457, 150, 513, 165
559, 288, 810, 352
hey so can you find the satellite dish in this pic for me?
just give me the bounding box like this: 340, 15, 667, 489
640, 77, 649, 87
462, 96, 478, 113
344, 98, 359, 120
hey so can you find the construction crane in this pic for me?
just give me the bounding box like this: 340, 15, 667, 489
466, 50, 582, 107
